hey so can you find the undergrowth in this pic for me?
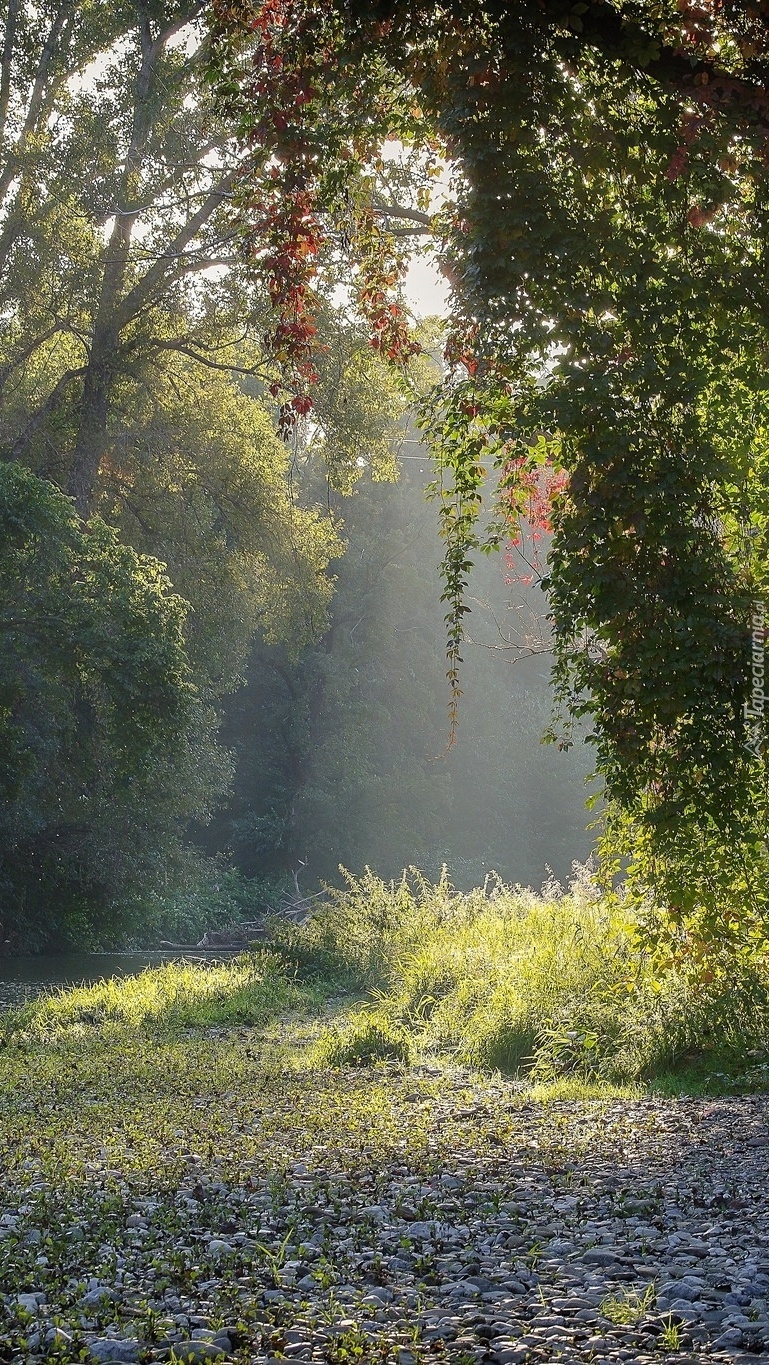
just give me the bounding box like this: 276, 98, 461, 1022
274, 864, 769, 1084
5, 862, 769, 1091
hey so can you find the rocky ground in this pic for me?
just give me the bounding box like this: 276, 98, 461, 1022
3, 1051, 769, 1365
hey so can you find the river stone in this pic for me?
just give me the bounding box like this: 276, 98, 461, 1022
89, 1341, 141, 1364
167, 1341, 229, 1362
82, 1286, 117, 1309
16, 1292, 44, 1314
407, 1222, 435, 1240
714, 1328, 745, 1348
581, 1248, 621, 1266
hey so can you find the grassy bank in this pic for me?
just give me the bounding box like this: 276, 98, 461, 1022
1, 951, 320, 1038
271, 866, 769, 1092
6, 866, 769, 1092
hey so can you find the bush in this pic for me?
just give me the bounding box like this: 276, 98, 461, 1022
284, 864, 769, 1081
313, 1009, 412, 1066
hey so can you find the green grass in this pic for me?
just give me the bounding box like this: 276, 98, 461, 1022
5, 861, 769, 1096
600, 1284, 656, 1324
312, 1012, 413, 1066
0, 927, 739, 1365
274, 864, 769, 1088
1, 951, 324, 1039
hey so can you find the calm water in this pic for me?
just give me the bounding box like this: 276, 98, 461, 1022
0, 951, 235, 1010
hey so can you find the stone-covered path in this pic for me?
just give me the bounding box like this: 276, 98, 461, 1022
3, 1058, 769, 1365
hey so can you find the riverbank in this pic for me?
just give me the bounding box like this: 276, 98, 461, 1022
3, 873, 769, 1365
1, 987, 769, 1365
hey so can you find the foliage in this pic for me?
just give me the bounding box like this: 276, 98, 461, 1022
124, 861, 285, 949
278, 864, 769, 1081
209, 0, 769, 952
0, 1, 347, 678
101, 350, 343, 696
0, 3, 417, 944
0, 462, 228, 947
313, 1009, 412, 1067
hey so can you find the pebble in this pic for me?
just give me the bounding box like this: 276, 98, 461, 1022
15, 1292, 44, 1314
170, 1341, 230, 1362
4, 1073, 769, 1365
89, 1342, 141, 1363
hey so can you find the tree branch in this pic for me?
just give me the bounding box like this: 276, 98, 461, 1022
371, 198, 433, 227
152, 1, 207, 61
150, 336, 269, 377
0, 3, 73, 205
538, 0, 769, 129
0, 0, 21, 152
113, 168, 239, 329
0, 322, 74, 399
9, 367, 87, 461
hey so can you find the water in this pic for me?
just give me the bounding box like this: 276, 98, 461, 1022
0, 950, 236, 1010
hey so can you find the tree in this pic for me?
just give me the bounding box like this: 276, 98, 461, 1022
1, 1, 233, 510
0, 462, 221, 947
210, 0, 769, 955
0, 0, 409, 679
0, 1, 380, 939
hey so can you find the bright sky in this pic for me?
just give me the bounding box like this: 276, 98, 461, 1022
404, 251, 449, 318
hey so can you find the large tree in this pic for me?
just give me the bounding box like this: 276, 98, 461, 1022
0, 0, 398, 939
0, 0, 407, 678
1, 0, 234, 512
0, 462, 218, 946
210, 0, 769, 956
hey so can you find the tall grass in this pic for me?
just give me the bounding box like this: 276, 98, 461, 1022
276, 865, 769, 1081
1, 951, 319, 1040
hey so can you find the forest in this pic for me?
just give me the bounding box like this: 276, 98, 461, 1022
0, 0, 597, 951
5, 6, 769, 1365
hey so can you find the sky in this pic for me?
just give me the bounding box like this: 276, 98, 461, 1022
405, 251, 449, 318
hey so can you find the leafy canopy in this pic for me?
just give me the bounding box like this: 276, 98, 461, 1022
0, 1, 416, 942
0, 462, 222, 946
210, 0, 769, 955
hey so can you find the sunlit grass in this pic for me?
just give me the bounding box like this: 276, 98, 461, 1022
1, 951, 320, 1039
276, 865, 769, 1086
600, 1284, 656, 1324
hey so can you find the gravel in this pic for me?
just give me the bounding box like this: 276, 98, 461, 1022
2, 1064, 769, 1363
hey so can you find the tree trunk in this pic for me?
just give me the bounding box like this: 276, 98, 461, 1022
67, 1, 157, 515
67, 351, 113, 516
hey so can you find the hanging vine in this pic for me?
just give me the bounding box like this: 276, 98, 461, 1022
209, 0, 769, 957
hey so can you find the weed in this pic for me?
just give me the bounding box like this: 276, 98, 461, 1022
658, 1315, 680, 1351
255, 1226, 296, 1285
313, 1010, 412, 1067
600, 1284, 656, 1324
285, 865, 769, 1085
328, 1325, 370, 1363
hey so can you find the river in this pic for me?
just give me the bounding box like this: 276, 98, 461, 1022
0, 950, 238, 1010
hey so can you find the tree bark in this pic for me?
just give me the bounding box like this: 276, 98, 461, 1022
68, 2, 165, 515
